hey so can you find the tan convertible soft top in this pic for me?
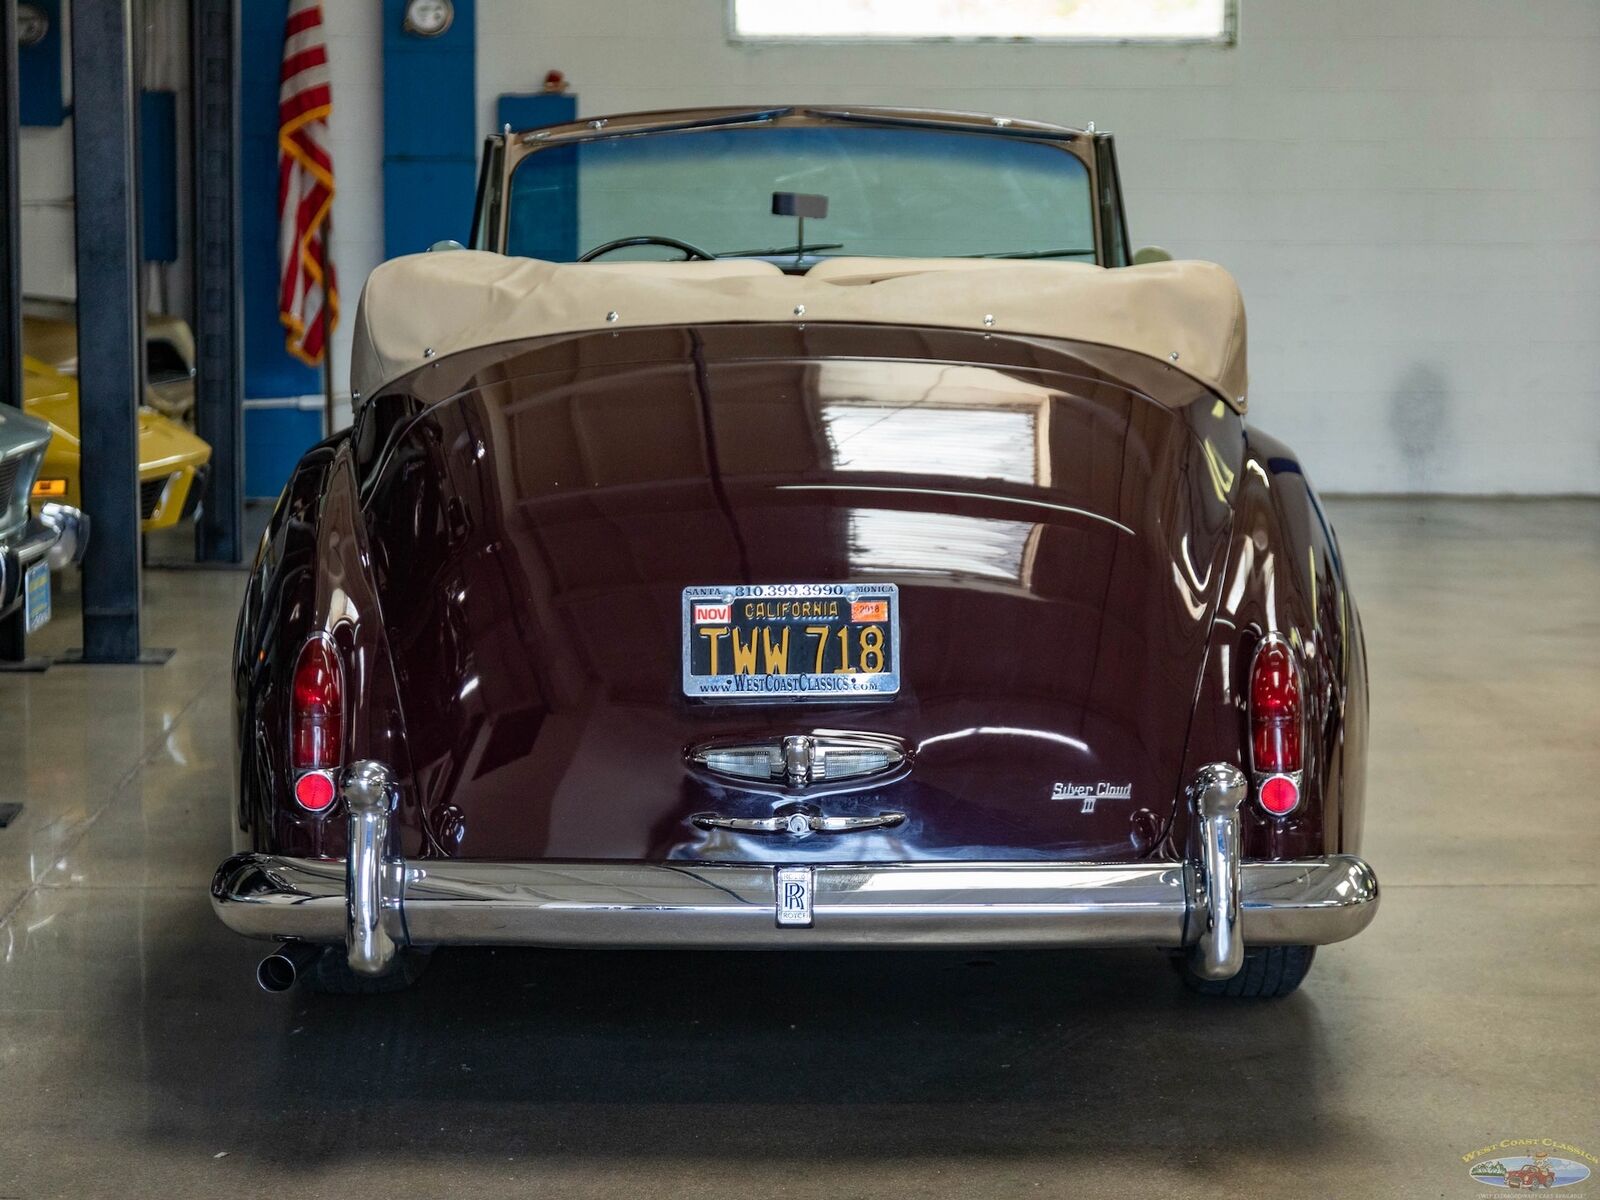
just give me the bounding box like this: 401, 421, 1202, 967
351, 251, 1248, 409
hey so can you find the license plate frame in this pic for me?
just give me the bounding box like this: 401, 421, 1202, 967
681, 583, 900, 701
23, 560, 50, 634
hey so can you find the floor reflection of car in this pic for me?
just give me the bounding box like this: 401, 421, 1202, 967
23, 306, 197, 424
22, 355, 211, 533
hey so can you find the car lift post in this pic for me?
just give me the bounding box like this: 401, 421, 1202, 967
69, 0, 150, 663
190, 0, 243, 565
1, 0, 46, 670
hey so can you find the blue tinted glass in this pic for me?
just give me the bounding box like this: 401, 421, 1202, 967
508, 125, 1094, 261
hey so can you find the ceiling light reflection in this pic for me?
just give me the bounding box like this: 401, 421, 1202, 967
847, 508, 1039, 584
919, 726, 1089, 753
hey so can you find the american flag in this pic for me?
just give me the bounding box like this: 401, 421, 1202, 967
278, 0, 337, 367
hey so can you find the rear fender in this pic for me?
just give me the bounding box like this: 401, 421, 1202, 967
234, 438, 419, 858
1166, 428, 1367, 861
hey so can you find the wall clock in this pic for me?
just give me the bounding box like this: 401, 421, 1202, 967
402, 0, 454, 38
17, 2, 50, 49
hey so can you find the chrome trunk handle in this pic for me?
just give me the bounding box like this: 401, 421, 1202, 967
692, 810, 905, 835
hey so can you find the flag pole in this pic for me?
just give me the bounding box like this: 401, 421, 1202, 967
320, 223, 335, 437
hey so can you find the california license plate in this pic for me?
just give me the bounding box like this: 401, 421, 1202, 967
682, 583, 900, 700
23, 561, 50, 633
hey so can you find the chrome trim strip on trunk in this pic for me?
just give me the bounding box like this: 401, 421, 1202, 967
211, 853, 1378, 953
691, 810, 907, 835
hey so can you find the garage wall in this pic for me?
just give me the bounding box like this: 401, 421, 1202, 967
473, 0, 1600, 495
18, 2, 73, 301
320, 1, 385, 399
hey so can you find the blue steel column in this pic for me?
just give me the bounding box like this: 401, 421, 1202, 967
1, 0, 31, 664
191, 0, 243, 563
70, 0, 144, 661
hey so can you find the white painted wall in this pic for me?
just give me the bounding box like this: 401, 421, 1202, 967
17, 122, 75, 300
18, 2, 74, 302
318, 1, 383, 407
475, 0, 1600, 494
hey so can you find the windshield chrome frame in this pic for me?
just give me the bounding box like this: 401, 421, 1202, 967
484, 106, 1105, 266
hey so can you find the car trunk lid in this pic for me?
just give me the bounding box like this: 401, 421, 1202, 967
363, 326, 1238, 864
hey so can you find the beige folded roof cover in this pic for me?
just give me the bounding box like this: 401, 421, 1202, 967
351, 251, 1248, 408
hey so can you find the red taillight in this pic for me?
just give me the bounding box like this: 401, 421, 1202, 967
1250, 637, 1303, 816
1259, 774, 1299, 815
1250, 639, 1301, 775
292, 635, 343, 773
294, 769, 337, 812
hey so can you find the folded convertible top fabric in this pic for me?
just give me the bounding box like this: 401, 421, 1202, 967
351, 251, 1248, 408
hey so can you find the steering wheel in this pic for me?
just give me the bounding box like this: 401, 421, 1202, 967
578, 235, 717, 262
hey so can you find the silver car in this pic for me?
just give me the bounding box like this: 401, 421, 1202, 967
0, 404, 87, 633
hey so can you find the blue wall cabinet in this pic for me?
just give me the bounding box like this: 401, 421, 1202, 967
19, 0, 65, 126
383, 0, 477, 258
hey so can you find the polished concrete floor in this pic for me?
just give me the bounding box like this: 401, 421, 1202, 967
1, 499, 1596, 1199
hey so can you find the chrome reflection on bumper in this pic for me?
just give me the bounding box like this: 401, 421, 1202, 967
1, 512, 67, 614
212, 852, 1379, 955
38, 503, 89, 571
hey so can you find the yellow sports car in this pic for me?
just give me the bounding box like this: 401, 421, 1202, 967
23, 356, 211, 533
23, 309, 198, 424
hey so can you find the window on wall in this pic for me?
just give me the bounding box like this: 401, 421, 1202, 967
732, 0, 1233, 42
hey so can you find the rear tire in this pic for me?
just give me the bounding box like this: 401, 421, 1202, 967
1178, 945, 1315, 998
305, 946, 431, 995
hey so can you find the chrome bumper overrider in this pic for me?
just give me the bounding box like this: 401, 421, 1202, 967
0, 507, 87, 613
212, 762, 1378, 980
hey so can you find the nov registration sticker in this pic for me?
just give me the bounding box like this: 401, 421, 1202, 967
681, 583, 900, 700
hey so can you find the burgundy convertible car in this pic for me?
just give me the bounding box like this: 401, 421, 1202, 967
214, 107, 1378, 997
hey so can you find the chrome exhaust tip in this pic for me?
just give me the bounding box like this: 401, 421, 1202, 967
256, 941, 321, 992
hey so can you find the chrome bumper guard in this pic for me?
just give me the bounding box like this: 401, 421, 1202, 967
212, 761, 1378, 980
38, 502, 89, 571
1, 506, 87, 614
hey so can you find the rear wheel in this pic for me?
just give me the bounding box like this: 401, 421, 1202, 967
1178, 945, 1315, 998
305, 946, 432, 995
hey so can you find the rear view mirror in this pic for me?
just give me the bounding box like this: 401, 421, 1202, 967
1132, 245, 1173, 265
771, 192, 829, 218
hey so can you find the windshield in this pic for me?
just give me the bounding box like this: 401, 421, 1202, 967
506, 124, 1095, 262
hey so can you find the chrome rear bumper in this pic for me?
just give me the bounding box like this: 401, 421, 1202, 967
214, 761, 1378, 980
213, 851, 1378, 950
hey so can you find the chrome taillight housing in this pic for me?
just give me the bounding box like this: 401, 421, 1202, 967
1248, 634, 1303, 816
291, 634, 342, 813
